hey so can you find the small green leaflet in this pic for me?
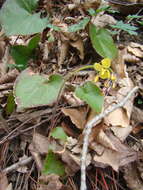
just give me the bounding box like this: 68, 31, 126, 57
89, 23, 118, 59
137, 98, 143, 105
10, 34, 40, 70
14, 69, 64, 109
43, 150, 65, 176
138, 21, 143, 26
68, 17, 90, 32
110, 21, 138, 35
0, 0, 48, 35
5, 93, 16, 115
75, 81, 104, 113
88, 6, 119, 16
51, 127, 67, 142
127, 15, 143, 19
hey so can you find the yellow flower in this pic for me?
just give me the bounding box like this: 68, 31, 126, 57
101, 58, 111, 68
94, 75, 99, 82
93, 58, 111, 80
110, 74, 116, 81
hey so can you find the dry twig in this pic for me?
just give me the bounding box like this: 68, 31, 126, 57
80, 86, 139, 190
2, 156, 33, 173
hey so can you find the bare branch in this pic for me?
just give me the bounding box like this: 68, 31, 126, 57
2, 156, 33, 173
80, 86, 139, 190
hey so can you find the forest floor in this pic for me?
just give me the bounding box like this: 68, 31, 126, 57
0, 0, 143, 190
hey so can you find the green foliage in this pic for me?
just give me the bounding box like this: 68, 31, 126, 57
14, 69, 64, 109
127, 15, 143, 19
47, 23, 61, 31
138, 21, 143, 26
5, 93, 15, 115
51, 127, 67, 142
75, 81, 104, 113
68, 17, 90, 32
137, 98, 143, 105
43, 150, 65, 176
110, 21, 138, 35
88, 6, 119, 16
89, 23, 118, 59
0, 0, 48, 35
10, 34, 40, 70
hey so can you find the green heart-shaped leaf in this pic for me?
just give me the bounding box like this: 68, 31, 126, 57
89, 23, 118, 59
75, 81, 104, 113
0, 0, 48, 35
14, 69, 64, 109
43, 150, 65, 176
51, 127, 67, 142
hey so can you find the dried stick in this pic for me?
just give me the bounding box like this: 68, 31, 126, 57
2, 156, 33, 173
80, 86, 139, 190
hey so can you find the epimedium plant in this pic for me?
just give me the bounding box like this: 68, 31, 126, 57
0, 0, 118, 176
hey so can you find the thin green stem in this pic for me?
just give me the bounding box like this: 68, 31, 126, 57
65, 65, 94, 81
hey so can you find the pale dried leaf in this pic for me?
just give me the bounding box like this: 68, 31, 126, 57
96, 130, 117, 151
127, 42, 143, 58
128, 46, 143, 58
0, 172, 8, 190
90, 141, 105, 155
124, 163, 143, 190
58, 41, 69, 66
38, 174, 63, 190
124, 53, 140, 63
131, 106, 143, 125
70, 38, 84, 60
111, 125, 132, 141
63, 91, 84, 106
6, 183, 12, 190
61, 151, 80, 174
112, 49, 126, 78
104, 107, 129, 128
82, 0, 101, 9
62, 107, 86, 129
31, 133, 50, 154
94, 131, 137, 171
92, 14, 117, 28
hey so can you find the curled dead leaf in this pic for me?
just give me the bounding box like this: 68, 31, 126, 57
93, 131, 138, 171
62, 107, 87, 129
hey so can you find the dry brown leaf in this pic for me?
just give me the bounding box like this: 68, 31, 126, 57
111, 125, 132, 141
38, 174, 63, 190
112, 48, 126, 78
96, 130, 117, 151
62, 121, 79, 138
0, 69, 19, 84
62, 107, 87, 129
88, 122, 117, 150
92, 14, 117, 28
70, 38, 84, 60
104, 107, 129, 128
72, 0, 101, 9
0, 40, 5, 60
0, 172, 9, 190
93, 131, 138, 171
124, 53, 140, 63
104, 92, 131, 128
104, 77, 135, 140
124, 163, 143, 190
5, 183, 12, 190
63, 91, 84, 106
131, 106, 143, 125
58, 41, 69, 66
30, 133, 50, 155
127, 42, 143, 58
90, 141, 105, 155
